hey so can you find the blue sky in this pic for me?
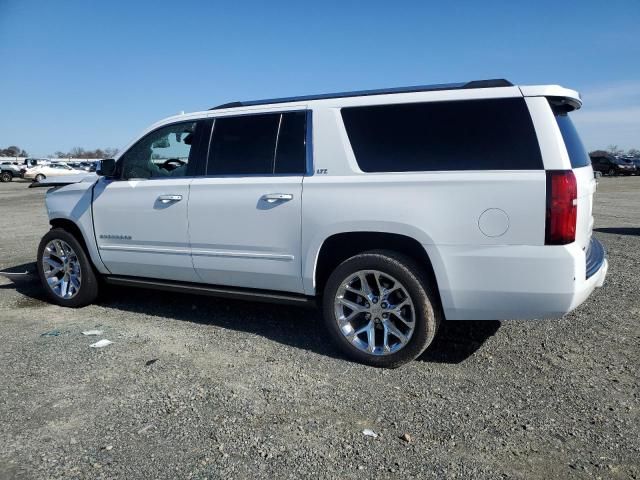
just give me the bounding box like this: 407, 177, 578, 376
1, 0, 639, 156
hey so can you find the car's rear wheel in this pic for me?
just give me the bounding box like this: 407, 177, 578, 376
34, 174, 46, 182
0, 172, 11, 182
607, 168, 616, 176
37, 228, 99, 307
322, 250, 440, 368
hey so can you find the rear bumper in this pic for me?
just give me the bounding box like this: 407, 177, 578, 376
568, 256, 607, 312
586, 237, 605, 279
424, 239, 608, 320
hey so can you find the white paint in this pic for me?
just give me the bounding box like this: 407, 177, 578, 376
478, 209, 509, 237
42, 82, 606, 321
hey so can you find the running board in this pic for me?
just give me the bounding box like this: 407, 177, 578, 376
104, 276, 316, 307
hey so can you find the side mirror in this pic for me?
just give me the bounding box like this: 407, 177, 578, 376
97, 159, 116, 177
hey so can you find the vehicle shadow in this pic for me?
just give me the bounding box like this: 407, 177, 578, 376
1, 262, 499, 365
594, 227, 640, 237
419, 320, 501, 363
0, 262, 46, 300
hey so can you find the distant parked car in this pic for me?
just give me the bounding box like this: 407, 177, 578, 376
20, 158, 51, 176
590, 155, 636, 176
23, 163, 87, 182
0, 161, 22, 182
617, 158, 637, 175
80, 161, 97, 172
23, 158, 49, 168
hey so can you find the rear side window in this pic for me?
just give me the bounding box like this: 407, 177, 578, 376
554, 112, 591, 168
341, 98, 543, 172
207, 112, 307, 175
208, 114, 279, 175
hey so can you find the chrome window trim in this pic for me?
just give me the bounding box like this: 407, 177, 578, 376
202, 109, 312, 179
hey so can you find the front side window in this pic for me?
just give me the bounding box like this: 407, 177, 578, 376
341, 98, 543, 172
119, 121, 199, 180
206, 112, 307, 175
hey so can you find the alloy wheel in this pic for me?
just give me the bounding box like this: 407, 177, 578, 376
334, 270, 415, 355
42, 239, 82, 299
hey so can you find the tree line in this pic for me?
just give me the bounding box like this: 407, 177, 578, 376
590, 146, 640, 158
3, 143, 639, 161
1, 145, 118, 159
0, 146, 28, 157
52, 147, 119, 159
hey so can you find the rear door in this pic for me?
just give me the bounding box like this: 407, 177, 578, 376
92, 119, 211, 282
188, 110, 309, 293
553, 109, 595, 252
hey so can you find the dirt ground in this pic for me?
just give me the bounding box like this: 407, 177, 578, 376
0, 177, 638, 479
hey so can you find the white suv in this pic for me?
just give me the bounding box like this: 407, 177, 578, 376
34, 79, 607, 367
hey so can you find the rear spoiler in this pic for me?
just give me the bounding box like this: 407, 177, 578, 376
519, 85, 582, 111
28, 173, 98, 188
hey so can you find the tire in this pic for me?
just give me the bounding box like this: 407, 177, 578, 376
322, 250, 441, 368
36, 228, 99, 307
607, 168, 616, 177
0, 171, 11, 182
35, 174, 45, 182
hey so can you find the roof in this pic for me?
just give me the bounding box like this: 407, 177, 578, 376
210, 79, 514, 110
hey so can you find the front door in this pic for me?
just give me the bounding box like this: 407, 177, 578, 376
92, 119, 210, 282
188, 110, 309, 293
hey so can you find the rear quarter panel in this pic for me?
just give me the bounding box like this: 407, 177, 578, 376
302, 101, 547, 295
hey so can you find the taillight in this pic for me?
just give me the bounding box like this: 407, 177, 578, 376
545, 170, 577, 245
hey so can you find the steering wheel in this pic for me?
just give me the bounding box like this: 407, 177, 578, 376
161, 158, 186, 171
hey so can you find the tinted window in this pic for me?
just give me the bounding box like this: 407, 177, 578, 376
207, 112, 307, 175
119, 121, 200, 180
275, 112, 307, 174
554, 112, 590, 168
208, 114, 279, 175
341, 98, 543, 172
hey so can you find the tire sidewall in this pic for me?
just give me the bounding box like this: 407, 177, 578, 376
37, 228, 98, 307
322, 251, 439, 368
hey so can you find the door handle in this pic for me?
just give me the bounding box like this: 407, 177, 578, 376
261, 193, 293, 203
157, 194, 183, 204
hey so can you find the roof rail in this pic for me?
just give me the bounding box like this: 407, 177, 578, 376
210, 79, 513, 110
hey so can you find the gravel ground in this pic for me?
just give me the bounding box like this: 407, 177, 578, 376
0, 177, 638, 479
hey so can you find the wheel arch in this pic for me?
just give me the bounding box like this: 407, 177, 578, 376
48, 217, 110, 274
311, 231, 444, 307
50, 218, 89, 251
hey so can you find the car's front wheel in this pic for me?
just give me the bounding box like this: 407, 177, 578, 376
322, 250, 441, 368
0, 172, 12, 182
37, 228, 99, 307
